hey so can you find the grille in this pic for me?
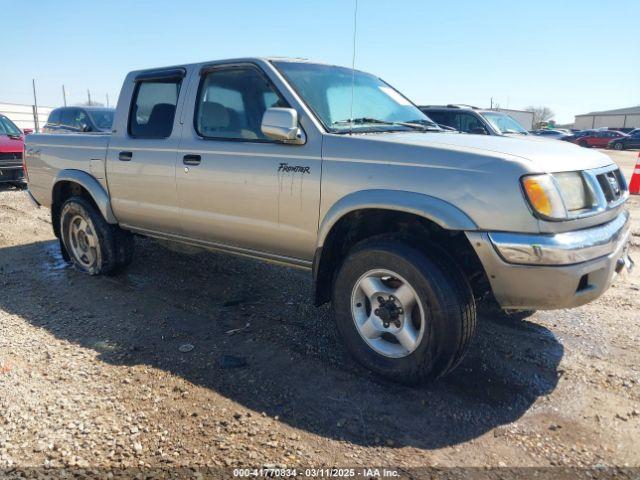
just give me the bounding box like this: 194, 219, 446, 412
596, 168, 626, 204
0, 152, 22, 161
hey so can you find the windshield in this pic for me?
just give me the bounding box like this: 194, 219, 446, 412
481, 112, 528, 134
87, 109, 114, 130
0, 115, 22, 136
273, 61, 438, 133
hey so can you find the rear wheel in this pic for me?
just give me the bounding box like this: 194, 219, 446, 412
579, 140, 589, 148
59, 196, 133, 275
332, 238, 476, 384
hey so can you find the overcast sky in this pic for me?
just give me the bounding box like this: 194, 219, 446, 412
2, 0, 639, 124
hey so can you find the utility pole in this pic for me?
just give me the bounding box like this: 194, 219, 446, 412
87, 89, 92, 106
62, 85, 67, 106
32, 79, 39, 132
490, 97, 493, 109
106, 93, 110, 108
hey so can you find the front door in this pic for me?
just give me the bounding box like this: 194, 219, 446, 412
106, 69, 187, 234
175, 63, 322, 262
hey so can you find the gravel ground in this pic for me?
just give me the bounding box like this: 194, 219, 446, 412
0, 150, 639, 477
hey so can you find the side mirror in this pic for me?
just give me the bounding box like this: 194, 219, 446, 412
22, 128, 34, 135
469, 127, 488, 135
261, 108, 305, 145
81, 124, 92, 133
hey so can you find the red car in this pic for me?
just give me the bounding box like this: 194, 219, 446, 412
0, 114, 31, 186
565, 129, 627, 148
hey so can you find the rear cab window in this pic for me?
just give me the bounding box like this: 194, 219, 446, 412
129, 70, 184, 139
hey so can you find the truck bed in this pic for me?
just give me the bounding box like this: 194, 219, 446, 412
25, 133, 111, 209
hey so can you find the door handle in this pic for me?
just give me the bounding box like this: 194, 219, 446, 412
119, 151, 133, 161
183, 154, 201, 166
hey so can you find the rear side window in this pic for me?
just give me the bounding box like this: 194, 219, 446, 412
47, 109, 62, 125
129, 79, 181, 139
423, 111, 449, 126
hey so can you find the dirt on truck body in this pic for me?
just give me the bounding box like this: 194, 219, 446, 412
0, 150, 639, 476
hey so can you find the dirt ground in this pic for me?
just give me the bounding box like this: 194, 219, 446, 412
0, 150, 639, 476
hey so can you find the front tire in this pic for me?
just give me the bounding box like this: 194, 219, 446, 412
332, 238, 476, 384
579, 140, 589, 148
59, 196, 133, 275
613, 142, 624, 151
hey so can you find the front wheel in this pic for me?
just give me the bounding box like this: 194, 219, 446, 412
59, 196, 133, 275
613, 142, 624, 151
332, 238, 476, 384
579, 140, 589, 148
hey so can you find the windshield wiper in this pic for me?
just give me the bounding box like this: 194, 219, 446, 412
332, 117, 441, 132
502, 129, 527, 135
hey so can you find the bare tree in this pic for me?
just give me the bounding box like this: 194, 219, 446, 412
526, 106, 555, 128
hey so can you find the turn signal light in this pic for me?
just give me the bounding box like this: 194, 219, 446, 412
521, 174, 566, 220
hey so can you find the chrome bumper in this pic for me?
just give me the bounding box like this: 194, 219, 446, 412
488, 210, 630, 266
466, 211, 633, 310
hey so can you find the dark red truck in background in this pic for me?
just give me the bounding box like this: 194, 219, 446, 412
0, 114, 31, 187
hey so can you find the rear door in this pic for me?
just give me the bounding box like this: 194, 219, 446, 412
106, 68, 188, 234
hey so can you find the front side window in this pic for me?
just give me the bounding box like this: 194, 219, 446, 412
481, 112, 528, 134
75, 110, 89, 130
273, 61, 437, 133
129, 79, 181, 139
88, 109, 114, 131
195, 66, 287, 141
453, 113, 485, 133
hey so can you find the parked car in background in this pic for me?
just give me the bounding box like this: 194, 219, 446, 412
43, 107, 115, 134
626, 128, 640, 137
564, 129, 626, 148
608, 131, 640, 150
419, 105, 529, 136
530, 129, 569, 140
0, 114, 29, 186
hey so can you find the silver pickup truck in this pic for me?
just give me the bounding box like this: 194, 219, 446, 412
24, 58, 632, 383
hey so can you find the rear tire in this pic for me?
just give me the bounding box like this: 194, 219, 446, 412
579, 140, 589, 148
332, 237, 476, 384
59, 196, 133, 275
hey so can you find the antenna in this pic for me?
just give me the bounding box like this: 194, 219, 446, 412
349, 0, 358, 135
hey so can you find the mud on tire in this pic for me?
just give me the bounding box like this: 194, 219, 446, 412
59, 196, 133, 275
332, 237, 476, 384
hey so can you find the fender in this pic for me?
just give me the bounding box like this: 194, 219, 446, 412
52, 169, 118, 224
317, 189, 478, 250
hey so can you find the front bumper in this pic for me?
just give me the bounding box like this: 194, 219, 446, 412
466, 211, 633, 310
0, 165, 24, 183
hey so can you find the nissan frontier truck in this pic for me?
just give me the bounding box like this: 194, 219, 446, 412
24, 58, 633, 383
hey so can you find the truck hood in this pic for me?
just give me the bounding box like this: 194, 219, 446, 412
0, 134, 24, 153
350, 131, 614, 173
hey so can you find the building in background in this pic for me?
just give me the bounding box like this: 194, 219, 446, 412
490, 108, 534, 130
574, 106, 640, 131
0, 102, 53, 132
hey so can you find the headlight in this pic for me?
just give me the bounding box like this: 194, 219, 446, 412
521, 172, 594, 221
553, 172, 594, 212
521, 174, 567, 220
